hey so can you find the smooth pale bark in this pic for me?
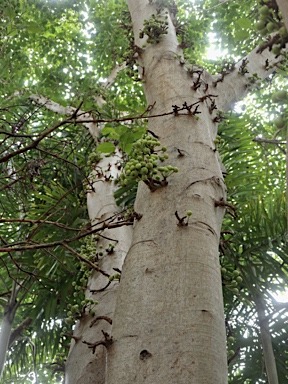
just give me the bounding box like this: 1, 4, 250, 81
286, 126, 288, 233
0, 303, 17, 379
105, 2, 283, 384
254, 295, 279, 384
64, 153, 132, 384
106, 2, 227, 383
276, 0, 288, 30
8, 317, 32, 347
29, 91, 133, 384
215, 45, 281, 111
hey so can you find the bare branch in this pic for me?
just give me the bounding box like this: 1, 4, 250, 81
0, 218, 80, 231
253, 138, 286, 144
61, 243, 110, 278
0, 116, 75, 164
0, 218, 133, 253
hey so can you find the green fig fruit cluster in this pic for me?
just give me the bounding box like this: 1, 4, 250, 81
214, 134, 225, 146
61, 235, 104, 334
109, 273, 121, 281
256, 4, 288, 54
140, 13, 169, 45
247, 73, 261, 88
221, 267, 242, 295
87, 150, 102, 166
63, 297, 98, 330
120, 133, 178, 191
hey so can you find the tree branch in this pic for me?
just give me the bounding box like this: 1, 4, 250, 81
0, 106, 82, 164
0, 217, 133, 253
8, 318, 32, 348
0, 218, 80, 231
61, 243, 110, 278
28, 63, 127, 138
253, 137, 285, 145
29, 95, 98, 134
215, 42, 284, 112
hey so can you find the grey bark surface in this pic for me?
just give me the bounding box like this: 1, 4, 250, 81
106, 2, 227, 383
255, 295, 279, 384
105, 2, 283, 383
64, 155, 132, 384
64, 1, 284, 383
0, 302, 17, 380
276, 0, 288, 30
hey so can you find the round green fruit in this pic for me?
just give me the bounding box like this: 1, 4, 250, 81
274, 116, 285, 128
259, 14, 268, 21
256, 20, 266, 31
272, 45, 281, 56
259, 5, 269, 15
267, 22, 276, 32
236, 276, 243, 283
146, 162, 153, 170
141, 167, 149, 175
130, 170, 138, 178
227, 336, 235, 343
228, 349, 235, 357
259, 28, 268, 36
279, 26, 288, 37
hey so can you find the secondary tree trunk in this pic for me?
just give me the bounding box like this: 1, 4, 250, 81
255, 295, 279, 384
65, 154, 132, 384
0, 303, 17, 380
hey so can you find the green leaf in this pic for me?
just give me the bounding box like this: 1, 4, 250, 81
97, 142, 116, 153
236, 18, 252, 29
101, 126, 120, 139
234, 29, 250, 41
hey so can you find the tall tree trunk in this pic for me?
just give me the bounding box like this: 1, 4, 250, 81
63, 2, 280, 382
104, 2, 280, 383
65, 154, 132, 384
106, 2, 228, 383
